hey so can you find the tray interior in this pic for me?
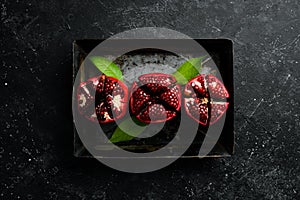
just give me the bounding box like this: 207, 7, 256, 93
73, 39, 234, 158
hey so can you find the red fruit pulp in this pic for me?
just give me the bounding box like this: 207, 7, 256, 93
77, 75, 128, 123
77, 77, 99, 122
184, 74, 229, 125
130, 73, 181, 123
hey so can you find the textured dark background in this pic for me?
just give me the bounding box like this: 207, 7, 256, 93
1, 0, 300, 199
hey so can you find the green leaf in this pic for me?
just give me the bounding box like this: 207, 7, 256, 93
110, 117, 148, 143
173, 56, 206, 84
89, 56, 123, 81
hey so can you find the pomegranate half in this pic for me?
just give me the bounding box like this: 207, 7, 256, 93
130, 73, 181, 123
77, 75, 128, 123
184, 74, 229, 125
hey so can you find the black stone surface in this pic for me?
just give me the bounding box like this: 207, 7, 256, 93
1, 0, 299, 199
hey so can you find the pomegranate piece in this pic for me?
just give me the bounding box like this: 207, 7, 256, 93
130, 73, 181, 123
77, 77, 99, 122
95, 75, 128, 123
184, 97, 209, 125
77, 75, 128, 123
184, 74, 208, 98
210, 102, 229, 124
206, 74, 229, 98
184, 74, 229, 125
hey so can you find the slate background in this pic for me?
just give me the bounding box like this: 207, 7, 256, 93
1, 0, 300, 199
